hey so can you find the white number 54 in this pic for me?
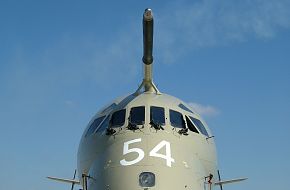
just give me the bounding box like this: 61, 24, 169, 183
120, 138, 175, 167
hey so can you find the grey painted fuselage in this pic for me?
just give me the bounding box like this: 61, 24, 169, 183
77, 93, 217, 190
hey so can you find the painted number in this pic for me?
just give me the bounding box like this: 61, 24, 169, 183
120, 138, 145, 166
149, 140, 175, 167
120, 138, 175, 167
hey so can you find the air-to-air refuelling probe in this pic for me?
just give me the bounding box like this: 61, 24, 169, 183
48, 8, 247, 190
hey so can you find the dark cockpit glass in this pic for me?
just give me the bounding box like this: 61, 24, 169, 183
85, 116, 105, 137
130, 106, 145, 125
178, 103, 193, 113
189, 116, 209, 136
169, 109, 185, 128
150, 106, 165, 125
96, 115, 109, 132
110, 109, 126, 128
185, 115, 199, 134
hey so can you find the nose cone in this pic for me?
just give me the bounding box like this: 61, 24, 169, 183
86, 135, 208, 190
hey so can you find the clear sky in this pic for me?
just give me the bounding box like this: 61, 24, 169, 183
0, 0, 290, 190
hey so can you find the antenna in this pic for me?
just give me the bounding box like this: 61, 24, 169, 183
70, 170, 77, 190
217, 170, 223, 190
135, 8, 160, 95
142, 8, 154, 65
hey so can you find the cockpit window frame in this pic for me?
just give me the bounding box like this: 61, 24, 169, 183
185, 115, 199, 134
100, 103, 117, 114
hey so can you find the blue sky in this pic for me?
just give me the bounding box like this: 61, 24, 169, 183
0, 0, 290, 190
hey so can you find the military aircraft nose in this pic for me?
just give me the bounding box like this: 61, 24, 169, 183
85, 135, 207, 190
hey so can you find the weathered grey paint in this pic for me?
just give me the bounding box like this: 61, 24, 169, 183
77, 93, 218, 190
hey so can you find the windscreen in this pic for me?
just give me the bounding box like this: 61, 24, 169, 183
189, 116, 209, 136
96, 116, 110, 132
85, 116, 106, 136
111, 109, 126, 128
150, 106, 165, 125
185, 116, 199, 134
169, 110, 185, 128
130, 106, 145, 125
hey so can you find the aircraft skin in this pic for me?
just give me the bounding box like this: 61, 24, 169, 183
77, 93, 217, 190
46, 8, 246, 190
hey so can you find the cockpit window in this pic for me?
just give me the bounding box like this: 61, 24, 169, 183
185, 115, 199, 134
189, 116, 209, 136
178, 103, 193, 113
130, 106, 145, 125
101, 103, 117, 114
169, 109, 185, 128
150, 106, 165, 125
110, 109, 126, 128
96, 115, 109, 133
85, 116, 105, 137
